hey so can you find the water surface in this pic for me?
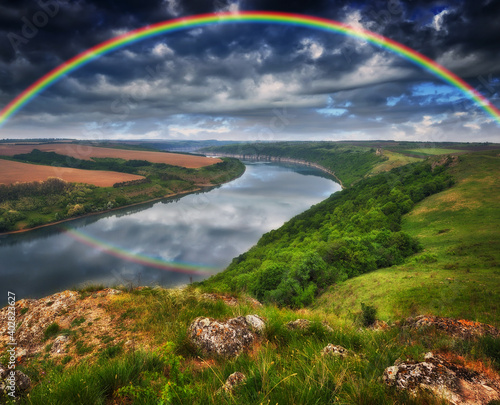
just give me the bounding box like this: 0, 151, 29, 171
0, 162, 340, 299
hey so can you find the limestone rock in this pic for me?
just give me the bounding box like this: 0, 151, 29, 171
404, 315, 500, 339
322, 322, 334, 333
220, 372, 247, 393
50, 335, 69, 355
0, 363, 31, 396
383, 352, 500, 404
321, 344, 349, 358
244, 315, 265, 333
188, 315, 265, 358
286, 319, 311, 330
0, 290, 79, 352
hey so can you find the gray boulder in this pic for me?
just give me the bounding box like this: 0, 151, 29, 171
383, 352, 500, 404
0, 363, 31, 397
188, 315, 265, 358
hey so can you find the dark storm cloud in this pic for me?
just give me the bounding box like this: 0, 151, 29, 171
0, 0, 499, 141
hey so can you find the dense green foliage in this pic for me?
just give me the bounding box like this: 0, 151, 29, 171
203, 159, 455, 307
203, 141, 386, 186
0, 153, 244, 232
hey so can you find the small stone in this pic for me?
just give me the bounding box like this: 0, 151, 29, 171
244, 315, 265, 333
16, 348, 28, 359
321, 344, 349, 358
14, 370, 31, 391
370, 320, 389, 331
322, 322, 334, 332
220, 372, 246, 393
286, 319, 311, 330
51, 335, 69, 355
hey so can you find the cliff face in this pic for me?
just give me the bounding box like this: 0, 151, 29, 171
205, 153, 344, 188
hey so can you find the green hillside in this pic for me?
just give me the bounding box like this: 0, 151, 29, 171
201, 155, 456, 309
316, 150, 500, 325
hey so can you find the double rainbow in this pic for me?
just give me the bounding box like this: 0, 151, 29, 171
0, 11, 499, 126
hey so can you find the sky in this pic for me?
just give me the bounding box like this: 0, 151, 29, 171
0, 0, 499, 142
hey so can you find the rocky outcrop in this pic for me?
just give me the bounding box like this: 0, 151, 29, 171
0, 288, 124, 358
321, 344, 349, 358
404, 315, 500, 339
219, 372, 247, 393
0, 364, 31, 398
188, 315, 265, 358
383, 352, 500, 404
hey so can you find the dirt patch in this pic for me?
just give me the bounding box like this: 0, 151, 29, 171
0, 144, 221, 168
0, 159, 144, 186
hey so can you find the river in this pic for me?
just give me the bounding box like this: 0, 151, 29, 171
0, 161, 341, 299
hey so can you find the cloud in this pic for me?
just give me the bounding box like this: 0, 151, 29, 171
0, 0, 498, 142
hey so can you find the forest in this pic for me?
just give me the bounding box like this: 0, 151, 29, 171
202, 157, 455, 307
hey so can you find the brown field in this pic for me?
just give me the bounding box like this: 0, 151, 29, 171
0, 159, 145, 187
0, 143, 221, 168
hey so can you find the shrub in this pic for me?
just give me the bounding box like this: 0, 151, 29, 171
361, 303, 377, 327
43, 322, 61, 341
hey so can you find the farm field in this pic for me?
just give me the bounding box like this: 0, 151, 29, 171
405, 147, 466, 155
0, 159, 144, 187
0, 143, 221, 168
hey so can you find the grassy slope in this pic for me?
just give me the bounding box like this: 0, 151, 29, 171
315, 150, 500, 326
370, 150, 421, 175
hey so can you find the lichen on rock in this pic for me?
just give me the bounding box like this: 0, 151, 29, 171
188, 315, 265, 358
286, 319, 312, 330
0, 363, 31, 397
219, 372, 247, 393
404, 315, 500, 339
383, 352, 500, 404
321, 344, 349, 358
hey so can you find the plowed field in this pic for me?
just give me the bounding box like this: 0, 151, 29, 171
0, 159, 145, 187
0, 144, 221, 168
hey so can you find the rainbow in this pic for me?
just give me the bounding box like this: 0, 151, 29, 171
0, 11, 499, 127
60, 225, 219, 276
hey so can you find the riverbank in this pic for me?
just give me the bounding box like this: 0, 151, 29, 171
0, 157, 246, 234
0, 188, 202, 237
